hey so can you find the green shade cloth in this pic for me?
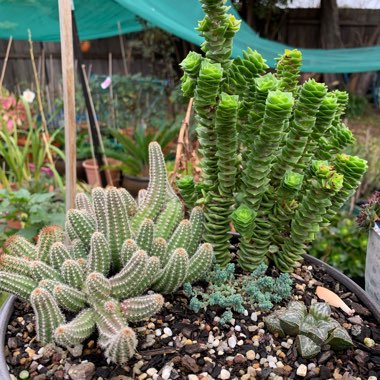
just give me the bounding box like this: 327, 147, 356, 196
1, 0, 380, 73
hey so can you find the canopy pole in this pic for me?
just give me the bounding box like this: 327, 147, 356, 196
72, 11, 107, 187
58, 0, 76, 211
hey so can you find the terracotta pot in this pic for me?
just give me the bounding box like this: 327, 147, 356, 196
122, 174, 149, 197
55, 159, 87, 182
6, 219, 22, 230
82, 158, 121, 187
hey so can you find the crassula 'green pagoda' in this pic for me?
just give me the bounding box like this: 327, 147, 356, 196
178, 0, 368, 272
0, 142, 213, 365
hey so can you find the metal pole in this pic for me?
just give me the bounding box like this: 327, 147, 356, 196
71, 10, 107, 187
58, 0, 76, 211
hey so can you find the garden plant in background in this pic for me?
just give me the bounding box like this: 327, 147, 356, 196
0, 143, 214, 364
178, 0, 368, 272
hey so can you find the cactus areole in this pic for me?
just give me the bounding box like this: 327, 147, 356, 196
0, 142, 214, 365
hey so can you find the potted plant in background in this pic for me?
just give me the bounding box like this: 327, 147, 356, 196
105, 121, 179, 196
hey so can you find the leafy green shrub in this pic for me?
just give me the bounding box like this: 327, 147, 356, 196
0, 189, 65, 244
310, 210, 367, 278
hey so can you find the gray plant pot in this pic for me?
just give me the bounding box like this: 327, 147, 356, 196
0, 295, 15, 380
365, 226, 380, 309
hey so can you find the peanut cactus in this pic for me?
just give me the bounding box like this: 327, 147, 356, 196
179, 0, 367, 271
0, 142, 213, 365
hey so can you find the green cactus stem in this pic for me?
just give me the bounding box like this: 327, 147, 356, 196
75, 193, 94, 215
30, 260, 63, 282
131, 142, 168, 231
185, 243, 214, 283
167, 219, 192, 253
87, 232, 111, 276
118, 187, 138, 217
61, 259, 84, 289
153, 248, 189, 294
67, 209, 96, 246
55, 309, 96, 346
110, 250, 148, 299
85, 272, 112, 300
0, 272, 37, 300
154, 198, 183, 240
121, 294, 164, 322
150, 237, 168, 263
49, 242, 71, 270
187, 206, 205, 257
106, 187, 132, 271
53, 284, 87, 312
36, 225, 65, 263
4, 234, 37, 259
136, 219, 154, 252
120, 239, 138, 267
30, 287, 65, 344
0, 252, 31, 277
92, 187, 107, 236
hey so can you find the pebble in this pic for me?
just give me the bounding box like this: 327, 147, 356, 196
281, 342, 291, 349
220, 369, 231, 379
296, 364, 307, 377
364, 337, 375, 347
67, 362, 95, 380
246, 350, 255, 360
251, 312, 258, 322
147, 368, 158, 376
19, 370, 29, 379
163, 327, 173, 336
228, 336, 237, 349
155, 329, 162, 336
188, 375, 198, 380
368, 377, 377, 380
161, 366, 172, 380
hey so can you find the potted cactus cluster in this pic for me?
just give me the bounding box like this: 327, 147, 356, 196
1, 0, 379, 378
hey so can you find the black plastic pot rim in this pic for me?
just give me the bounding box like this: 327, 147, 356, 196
123, 174, 149, 182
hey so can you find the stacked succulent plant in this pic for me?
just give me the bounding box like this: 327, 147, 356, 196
0, 142, 213, 365
264, 301, 353, 358
179, 0, 368, 272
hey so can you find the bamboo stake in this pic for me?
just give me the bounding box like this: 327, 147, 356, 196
117, 21, 128, 76
0, 36, 13, 93
58, 0, 76, 210
171, 98, 193, 183
108, 52, 116, 129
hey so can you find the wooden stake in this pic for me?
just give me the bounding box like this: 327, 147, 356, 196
0, 36, 13, 93
171, 98, 193, 183
117, 21, 128, 76
58, 0, 76, 210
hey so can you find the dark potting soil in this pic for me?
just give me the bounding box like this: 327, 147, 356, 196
4, 263, 380, 380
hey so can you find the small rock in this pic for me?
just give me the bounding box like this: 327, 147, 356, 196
364, 337, 375, 348
220, 369, 231, 379
251, 312, 258, 322
188, 375, 198, 380
161, 366, 172, 380
7, 337, 18, 349
347, 316, 363, 325
228, 336, 237, 349
19, 370, 29, 379
296, 364, 307, 377
164, 327, 173, 337
182, 355, 200, 373
184, 343, 208, 354
246, 350, 255, 360
155, 329, 162, 336
68, 362, 95, 380
318, 350, 334, 364
147, 368, 158, 376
